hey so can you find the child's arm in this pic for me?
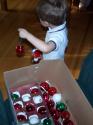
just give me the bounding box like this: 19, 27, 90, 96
18, 28, 56, 53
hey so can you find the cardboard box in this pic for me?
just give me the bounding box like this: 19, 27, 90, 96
4, 60, 93, 125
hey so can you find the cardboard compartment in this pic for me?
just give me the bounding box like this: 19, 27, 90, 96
4, 60, 93, 125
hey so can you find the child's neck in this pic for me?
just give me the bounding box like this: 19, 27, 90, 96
49, 24, 56, 29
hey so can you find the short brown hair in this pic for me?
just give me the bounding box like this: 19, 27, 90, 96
37, 0, 68, 26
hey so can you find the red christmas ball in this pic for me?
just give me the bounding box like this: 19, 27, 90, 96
32, 49, 42, 58
61, 111, 70, 120
48, 87, 57, 96
54, 120, 61, 125
16, 45, 24, 56
63, 120, 74, 125
51, 109, 60, 120
47, 100, 55, 109
30, 88, 39, 95
32, 49, 42, 64
25, 102, 35, 113
40, 82, 50, 91
37, 106, 47, 115
17, 113, 27, 122
43, 92, 49, 102
14, 103, 22, 111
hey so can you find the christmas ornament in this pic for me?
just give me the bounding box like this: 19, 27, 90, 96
25, 102, 35, 113
43, 118, 52, 125
40, 81, 50, 92
54, 120, 61, 125
56, 102, 67, 111
16, 38, 25, 57
29, 115, 40, 125
22, 93, 31, 102
61, 111, 70, 120
30, 88, 39, 95
48, 87, 57, 96
47, 100, 55, 109
37, 106, 47, 115
52, 93, 62, 104
33, 95, 43, 104
14, 101, 23, 111
63, 119, 74, 125
11, 91, 20, 101
17, 112, 27, 122
32, 49, 42, 63
51, 109, 60, 120
43, 92, 49, 102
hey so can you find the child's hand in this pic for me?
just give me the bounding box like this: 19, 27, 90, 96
18, 28, 29, 39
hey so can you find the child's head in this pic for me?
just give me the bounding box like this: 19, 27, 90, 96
37, 0, 68, 26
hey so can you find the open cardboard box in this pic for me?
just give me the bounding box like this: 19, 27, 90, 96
4, 60, 93, 125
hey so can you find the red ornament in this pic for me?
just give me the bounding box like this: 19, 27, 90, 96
30, 88, 39, 95
61, 111, 70, 120
25, 102, 35, 113
54, 120, 61, 125
47, 100, 55, 109
48, 87, 57, 96
32, 49, 42, 58
16, 45, 24, 56
51, 109, 60, 120
40, 82, 50, 91
17, 113, 27, 122
43, 92, 49, 102
14, 103, 22, 111
63, 120, 74, 125
37, 106, 47, 115
32, 49, 42, 63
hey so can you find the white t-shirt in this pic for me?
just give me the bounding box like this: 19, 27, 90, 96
43, 21, 68, 60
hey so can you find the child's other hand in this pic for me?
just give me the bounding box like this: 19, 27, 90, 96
18, 28, 29, 39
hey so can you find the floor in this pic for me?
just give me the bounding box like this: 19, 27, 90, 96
0, 0, 93, 99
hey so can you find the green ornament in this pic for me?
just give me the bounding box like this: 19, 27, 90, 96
43, 118, 52, 125
56, 102, 66, 111
11, 93, 19, 101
